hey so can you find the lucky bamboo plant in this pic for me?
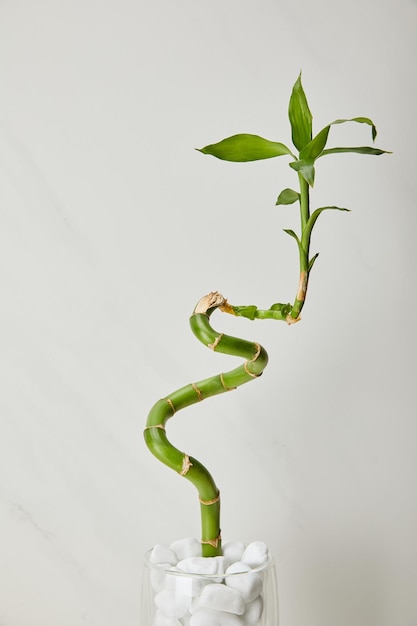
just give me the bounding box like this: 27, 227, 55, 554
144, 74, 389, 557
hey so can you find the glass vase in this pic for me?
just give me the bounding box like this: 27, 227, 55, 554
141, 546, 278, 625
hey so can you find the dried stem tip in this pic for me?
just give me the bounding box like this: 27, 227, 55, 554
194, 291, 227, 315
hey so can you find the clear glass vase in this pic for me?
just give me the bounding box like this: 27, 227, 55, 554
141, 545, 278, 625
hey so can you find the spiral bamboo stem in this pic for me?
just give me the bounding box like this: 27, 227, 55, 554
144, 292, 268, 556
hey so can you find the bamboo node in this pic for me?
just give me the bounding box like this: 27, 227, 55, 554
244, 362, 260, 378
143, 424, 165, 431
199, 492, 220, 506
220, 373, 236, 391
250, 343, 261, 362
208, 334, 223, 351
286, 314, 301, 325
201, 532, 222, 549
165, 398, 176, 414
219, 301, 235, 315
179, 454, 193, 476
192, 383, 203, 401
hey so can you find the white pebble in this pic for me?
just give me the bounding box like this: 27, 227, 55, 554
241, 541, 269, 569
190, 608, 244, 626
181, 613, 192, 626
153, 609, 182, 626
177, 556, 224, 577
242, 596, 263, 626
150, 563, 171, 593
165, 571, 206, 600
151, 544, 178, 566
199, 583, 245, 615
154, 588, 189, 619
225, 562, 263, 603
170, 538, 201, 561
222, 542, 245, 569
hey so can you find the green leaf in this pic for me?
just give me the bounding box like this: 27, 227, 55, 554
299, 125, 330, 160
289, 159, 315, 186
288, 73, 313, 152
299, 116, 385, 162
284, 228, 306, 262
276, 188, 300, 206
320, 146, 391, 157
302, 205, 350, 247
283, 228, 301, 244
308, 253, 319, 272
332, 117, 377, 141
197, 134, 293, 162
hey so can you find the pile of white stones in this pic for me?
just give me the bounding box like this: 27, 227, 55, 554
148, 538, 270, 626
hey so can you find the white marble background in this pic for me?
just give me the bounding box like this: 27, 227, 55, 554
0, 1, 416, 625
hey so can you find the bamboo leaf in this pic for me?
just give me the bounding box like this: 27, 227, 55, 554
197, 134, 293, 162
283, 228, 301, 244
299, 125, 330, 160
289, 159, 315, 186
320, 146, 391, 157
302, 205, 350, 247
332, 116, 377, 140
288, 73, 313, 152
308, 253, 319, 272
276, 188, 300, 206
300, 116, 384, 162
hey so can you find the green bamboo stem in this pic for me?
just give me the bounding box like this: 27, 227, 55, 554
143, 292, 268, 557
289, 173, 311, 322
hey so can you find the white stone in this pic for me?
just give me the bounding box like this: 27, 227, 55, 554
170, 537, 201, 561
225, 562, 251, 575
241, 541, 269, 569
151, 544, 178, 566
242, 596, 263, 626
189, 594, 201, 615
199, 583, 245, 615
150, 563, 172, 593
225, 562, 263, 603
181, 613, 192, 626
153, 609, 182, 626
177, 556, 224, 577
154, 588, 190, 619
165, 570, 207, 600
222, 541, 245, 569
190, 608, 244, 626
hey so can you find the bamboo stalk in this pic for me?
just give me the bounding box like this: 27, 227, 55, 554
144, 292, 268, 557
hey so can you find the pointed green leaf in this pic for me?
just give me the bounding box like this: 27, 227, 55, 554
299, 116, 385, 162
197, 134, 293, 162
299, 125, 330, 160
302, 206, 350, 247
288, 73, 313, 152
308, 253, 319, 272
289, 159, 315, 186
284, 228, 306, 263
276, 188, 300, 206
320, 146, 391, 157
332, 117, 377, 141
283, 228, 300, 242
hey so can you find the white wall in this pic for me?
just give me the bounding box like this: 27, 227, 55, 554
0, 1, 416, 625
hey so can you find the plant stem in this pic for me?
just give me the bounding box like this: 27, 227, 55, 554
289, 174, 310, 321
143, 292, 268, 556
